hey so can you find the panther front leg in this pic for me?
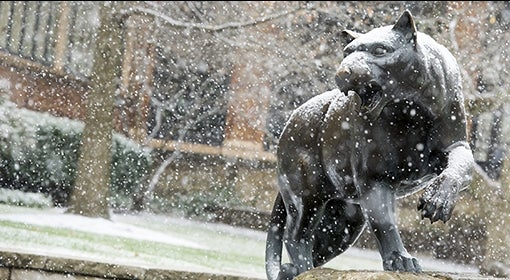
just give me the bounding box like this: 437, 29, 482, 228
418, 141, 474, 223
360, 182, 422, 272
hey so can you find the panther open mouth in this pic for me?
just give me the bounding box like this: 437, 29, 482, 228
360, 81, 383, 112
343, 81, 385, 118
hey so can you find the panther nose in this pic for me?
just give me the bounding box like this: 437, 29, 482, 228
335, 66, 351, 92
336, 66, 351, 76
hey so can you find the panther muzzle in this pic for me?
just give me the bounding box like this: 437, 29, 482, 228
336, 66, 384, 115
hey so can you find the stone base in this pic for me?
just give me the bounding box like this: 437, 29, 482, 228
295, 267, 501, 280
0, 250, 260, 280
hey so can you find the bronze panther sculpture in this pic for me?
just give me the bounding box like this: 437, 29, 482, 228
265, 10, 474, 280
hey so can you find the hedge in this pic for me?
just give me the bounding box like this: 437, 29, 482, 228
0, 94, 152, 208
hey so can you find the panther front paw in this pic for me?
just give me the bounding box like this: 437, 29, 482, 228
382, 251, 422, 273
417, 173, 459, 223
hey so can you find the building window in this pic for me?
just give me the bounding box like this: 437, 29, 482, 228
0, 1, 58, 66
0, 1, 99, 79
470, 105, 507, 180
65, 2, 99, 78
148, 47, 229, 146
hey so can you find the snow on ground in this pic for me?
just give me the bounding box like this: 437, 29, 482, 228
0, 208, 203, 249
0, 204, 480, 279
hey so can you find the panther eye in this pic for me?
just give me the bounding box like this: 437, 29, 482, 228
372, 46, 391, 56
357, 45, 367, 52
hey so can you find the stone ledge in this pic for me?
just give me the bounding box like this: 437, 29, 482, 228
0, 250, 261, 280
295, 267, 505, 280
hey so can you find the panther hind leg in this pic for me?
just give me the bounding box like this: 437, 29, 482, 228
312, 198, 366, 267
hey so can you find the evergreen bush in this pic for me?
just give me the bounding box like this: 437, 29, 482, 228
0, 94, 152, 208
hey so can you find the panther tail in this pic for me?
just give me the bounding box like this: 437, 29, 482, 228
265, 193, 296, 280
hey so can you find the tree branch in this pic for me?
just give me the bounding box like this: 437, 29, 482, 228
128, 4, 304, 32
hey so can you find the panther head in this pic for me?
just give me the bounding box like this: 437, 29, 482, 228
335, 10, 424, 117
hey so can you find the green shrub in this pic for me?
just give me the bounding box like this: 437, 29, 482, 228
0, 95, 152, 208
110, 134, 152, 209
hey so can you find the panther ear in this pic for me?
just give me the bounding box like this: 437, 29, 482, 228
341, 29, 361, 45
392, 10, 418, 48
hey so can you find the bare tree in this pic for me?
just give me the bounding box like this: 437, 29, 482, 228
66, 2, 125, 218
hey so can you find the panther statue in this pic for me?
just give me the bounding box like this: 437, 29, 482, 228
265, 10, 474, 280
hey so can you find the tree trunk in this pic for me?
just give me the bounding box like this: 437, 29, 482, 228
66, 2, 124, 218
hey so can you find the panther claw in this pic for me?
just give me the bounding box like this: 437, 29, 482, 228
418, 197, 453, 224
383, 252, 422, 273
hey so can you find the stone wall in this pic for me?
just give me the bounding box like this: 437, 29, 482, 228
0, 251, 496, 280
0, 251, 259, 280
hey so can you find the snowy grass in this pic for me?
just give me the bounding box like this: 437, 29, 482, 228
0, 204, 479, 279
